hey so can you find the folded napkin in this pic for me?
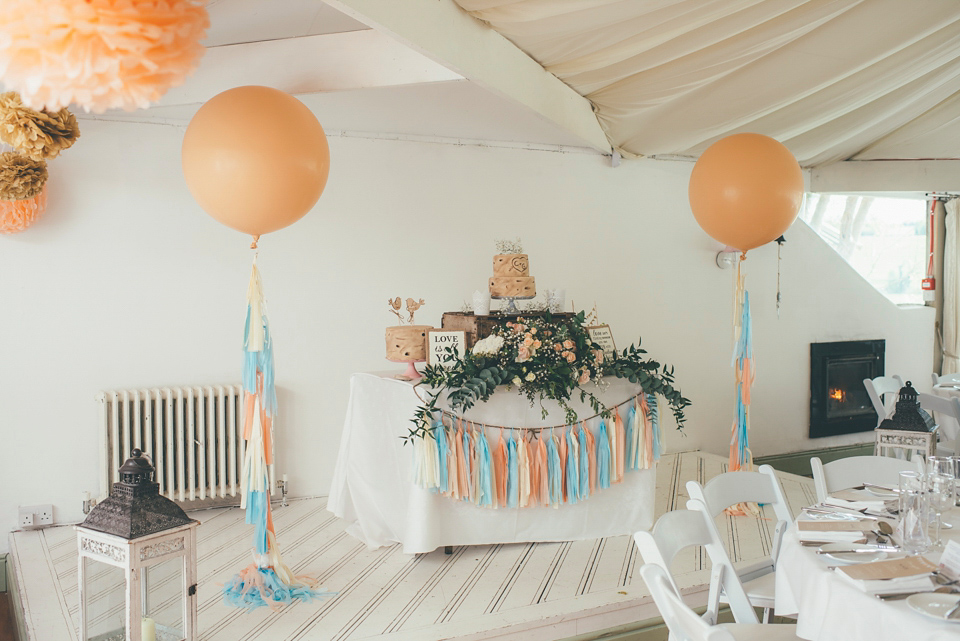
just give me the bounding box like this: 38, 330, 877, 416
823, 494, 888, 512
835, 571, 935, 595
799, 531, 867, 543
797, 519, 869, 543
836, 556, 938, 595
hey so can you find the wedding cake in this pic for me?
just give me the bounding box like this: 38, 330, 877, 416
489, 253, 535, 298
385, 325, 431, 362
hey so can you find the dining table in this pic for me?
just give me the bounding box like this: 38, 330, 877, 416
775, 499, 960, 639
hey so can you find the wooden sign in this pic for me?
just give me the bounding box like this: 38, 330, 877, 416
587, 325, 616, 361
427, 330, 467, 367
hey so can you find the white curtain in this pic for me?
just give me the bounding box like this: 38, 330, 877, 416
943, 199, 960, 376
453, 0, 960, 166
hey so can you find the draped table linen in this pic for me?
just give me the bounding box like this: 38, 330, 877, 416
775, 512, 960, 640
328, 373, 656, 554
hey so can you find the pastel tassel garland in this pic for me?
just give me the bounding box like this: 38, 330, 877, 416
475, 430, 494, 507
546, 434, 562, 508
730, 270, 754, 472
615, 409, 626, 483
538, 436, 549, 506
624, 405, 636, 470
649, 394, 663, 462
435, 422, 449, 494
517, 435, 531, 507
494, 431, 507, 507
224, 259, 324, 609
558, 429, 568, 502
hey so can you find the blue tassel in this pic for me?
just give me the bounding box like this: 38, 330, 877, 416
546, 436, 561, 506
565, 429, 579, 504
434, 421, 448, 493
247, 491, 268, 555
624, 406, 636, 470
596, 421, 610, 490
462, 427, 472, 499
578, 425, 589, 499
476, 433, 494, 506
506, 436, 518, 508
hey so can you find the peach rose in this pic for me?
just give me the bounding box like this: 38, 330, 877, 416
523, 336, 533, 347
532, 340, 541, 349
565, 352, 576, 363
578, 369, 590, 384
563, 340, 575, 349
518, 345, 530, 361
553, 343, 563, 352
595, 351, 604, 364
530, 327, 537, 335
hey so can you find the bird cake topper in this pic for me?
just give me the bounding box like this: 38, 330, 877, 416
388, 297, 425, 325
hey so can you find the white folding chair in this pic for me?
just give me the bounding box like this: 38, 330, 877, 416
639, 564, 802, 641
863, 375, 904, 426
918, 392, 960, 456
932, 373, 960, 386
634, 506, 757, 626
685, 465, 792, 622
810, 455, 917, 503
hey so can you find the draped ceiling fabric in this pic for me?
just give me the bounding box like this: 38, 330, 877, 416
452, 0, 960, 167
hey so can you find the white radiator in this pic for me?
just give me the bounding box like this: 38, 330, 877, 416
96, 385, 247, 506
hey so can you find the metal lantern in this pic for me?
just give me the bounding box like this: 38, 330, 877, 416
877, 381, 936, 432
76, 449, 198, 641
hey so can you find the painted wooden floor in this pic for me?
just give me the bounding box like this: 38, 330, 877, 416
9, 451, 816, 641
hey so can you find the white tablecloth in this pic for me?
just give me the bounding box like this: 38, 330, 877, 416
775, 511, 960, 640
327, 372, 656, 554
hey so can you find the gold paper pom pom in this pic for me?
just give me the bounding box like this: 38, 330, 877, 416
0, 152, 48, 201
0, 92, 80, 160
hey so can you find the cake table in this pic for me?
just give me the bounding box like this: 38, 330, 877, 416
327, 373, 657, 554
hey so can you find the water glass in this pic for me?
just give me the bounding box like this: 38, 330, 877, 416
928, 472, 955, 549
898, 471, 929, 554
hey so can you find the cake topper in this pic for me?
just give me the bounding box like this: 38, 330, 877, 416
495, 238, 523, 254
388, 296, 426, 324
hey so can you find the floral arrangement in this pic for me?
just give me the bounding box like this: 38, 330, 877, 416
495, 238, 524, 254
409, 312, 690, 442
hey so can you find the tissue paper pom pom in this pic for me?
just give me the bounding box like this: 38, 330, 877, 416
0, 187, 47, 234
0, 153, 47, 201
0, 0, 209, 113
0, 92, 80, 160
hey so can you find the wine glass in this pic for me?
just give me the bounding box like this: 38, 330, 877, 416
927, 471, 955, 549
899, 471, 929, 554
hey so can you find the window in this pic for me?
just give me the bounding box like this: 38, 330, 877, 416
800, 194, 928, 305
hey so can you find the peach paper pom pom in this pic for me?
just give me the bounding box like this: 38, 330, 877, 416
0, 0, 209, 113
0, 188, 47, 234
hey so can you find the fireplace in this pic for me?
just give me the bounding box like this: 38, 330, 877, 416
809, 340, 885, 438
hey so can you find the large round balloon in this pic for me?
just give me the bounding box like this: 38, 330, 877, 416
688, 133, 803, 252
182, 86, 330, 238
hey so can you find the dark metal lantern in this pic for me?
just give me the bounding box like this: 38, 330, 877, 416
81, 448, 194, 539
877, 381, 936, 432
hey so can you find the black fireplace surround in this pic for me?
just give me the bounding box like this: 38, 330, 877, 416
809, 340, 885, 438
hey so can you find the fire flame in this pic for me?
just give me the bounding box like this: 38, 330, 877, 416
829, 388, 846, 402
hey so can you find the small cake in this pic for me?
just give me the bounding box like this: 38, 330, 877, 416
385, 325, 431, 362
489, 253, 536, 298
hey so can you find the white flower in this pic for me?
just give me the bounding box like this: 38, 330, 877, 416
512, 376, 522, 386
472, 334, 504, 356
525, 372, 536, 382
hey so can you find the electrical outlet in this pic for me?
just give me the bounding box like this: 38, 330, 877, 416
18, 504, 54, 529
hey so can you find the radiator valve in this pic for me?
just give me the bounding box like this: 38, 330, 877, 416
277, 474, 288, 508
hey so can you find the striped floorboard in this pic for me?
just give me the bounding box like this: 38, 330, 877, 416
9, 450, 815, 641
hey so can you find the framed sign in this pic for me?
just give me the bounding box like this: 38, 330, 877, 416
427, 330, 467, 367
587, 325, 616, 361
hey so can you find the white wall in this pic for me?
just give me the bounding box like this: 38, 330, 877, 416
0, 120, 934, 552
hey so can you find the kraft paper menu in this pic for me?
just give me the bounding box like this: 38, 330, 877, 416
838, 555, 938, 581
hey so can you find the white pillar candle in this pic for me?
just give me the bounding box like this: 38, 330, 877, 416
142, 617, 156, 641
472, 290, 491, 316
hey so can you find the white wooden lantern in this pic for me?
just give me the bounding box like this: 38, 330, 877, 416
76, 450, 198, 641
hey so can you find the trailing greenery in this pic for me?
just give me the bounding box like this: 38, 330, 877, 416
406, 312, 690, 443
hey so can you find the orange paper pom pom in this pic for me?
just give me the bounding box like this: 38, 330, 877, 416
0, 0, 209, 113
0, 188, 47, 234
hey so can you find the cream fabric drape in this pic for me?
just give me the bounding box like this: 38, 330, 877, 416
453, 0, 960, 166
943, 199, 960, 376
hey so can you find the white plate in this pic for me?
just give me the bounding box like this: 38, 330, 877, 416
907, 593, 960, 622
818, 543, 888, 564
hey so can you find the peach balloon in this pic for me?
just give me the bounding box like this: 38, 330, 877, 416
688, 133, 803, 252
182, 86, 330, 240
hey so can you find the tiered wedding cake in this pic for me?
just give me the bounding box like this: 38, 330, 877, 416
489, 253, 535, 299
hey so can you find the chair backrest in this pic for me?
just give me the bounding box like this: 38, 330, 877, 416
640, 563, 737, 641
634, 505, 758, 625
863, 375, 905, 424
811, 455, 916, 502
918, 392, 960, 443
933, 373, 960, 386
685, 464, 793, 526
